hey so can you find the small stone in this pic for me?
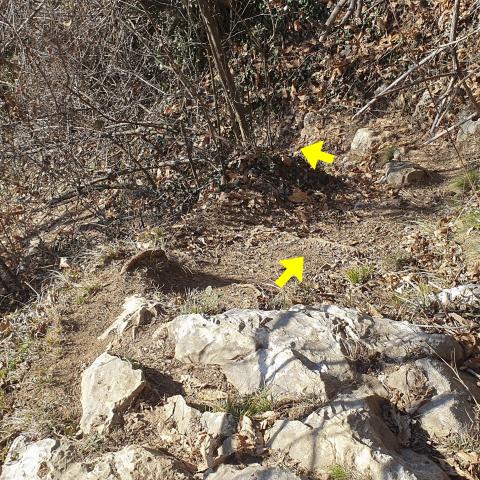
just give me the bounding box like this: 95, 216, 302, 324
457, 116, 480, 142
98, 295, 158, 340
350, 128, 375, 155
430, 284, 480, 311
384, 161, 427, 186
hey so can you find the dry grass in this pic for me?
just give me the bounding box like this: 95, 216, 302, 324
180, 286, 221, 315
449, 170, 480, 194
266, 281, 320, 310
442, 428, 480, 453
454, 209, 480, 268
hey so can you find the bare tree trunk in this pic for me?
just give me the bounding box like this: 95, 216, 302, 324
197, 0, 250, 145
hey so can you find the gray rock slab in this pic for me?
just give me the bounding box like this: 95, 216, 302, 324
265, 393, 448, 480
384, 161, 427, 186
80, 352, 146, 435
206, 464, 301, 480
0, 436, 192, 480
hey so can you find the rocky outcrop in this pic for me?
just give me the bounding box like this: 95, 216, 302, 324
265, 392, 448, 479
165, 305, 464, 400
383, 358, 480, 439
0, 436, 72, 480
156, 395, 245, 470
80, 352, 146, 435
5, 303, 477, 480
62, 445, 192, 480
430, 284, 480, 311
0, 436, 192, 480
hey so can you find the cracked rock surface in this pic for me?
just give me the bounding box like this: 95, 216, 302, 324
3, 304, 478, 480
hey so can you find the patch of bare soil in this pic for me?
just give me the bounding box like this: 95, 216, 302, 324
1, 268, 146, 439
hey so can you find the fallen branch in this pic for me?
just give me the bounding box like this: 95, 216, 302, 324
423, 112, 477, 145
325, 0, 349, 29
375, 72, 455, 98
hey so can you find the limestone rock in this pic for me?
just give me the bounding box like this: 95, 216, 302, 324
98, 295, 158, 340
206, 464, 301, 479
350, 127, 376, 155
202, 410, 236, 437
457, 116, 480, 142
384, 161, 427, 186
382, 363, 432, 414
159, 395, 235, 440
415, 358, 480, 438
166, 306, 463, 400
80, 352, 146, 435
0, 436, 192, 480
385, 358, 480, 439
157, 395, 237, 469
63, 445, 192, 480
430, 284, 480, 311
166, 308, 351, 400
0, 435, 72, 480
265, 393, 448, 479
217, 415, 263, 462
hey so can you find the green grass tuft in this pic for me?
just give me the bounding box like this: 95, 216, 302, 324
329, 465, 351, 480
214, 390, 274, 419
344, 265, 374, 285
457, 209, 480, 232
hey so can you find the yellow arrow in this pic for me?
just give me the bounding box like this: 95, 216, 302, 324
301, 140, 335, 169
275, 257, 304, 288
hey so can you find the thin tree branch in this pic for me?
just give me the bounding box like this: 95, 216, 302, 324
423, 112, 476, 145
353, 27, 480, 119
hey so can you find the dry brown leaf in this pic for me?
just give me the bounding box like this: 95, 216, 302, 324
0, 318, 12, 337
288, 188, 309, 203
